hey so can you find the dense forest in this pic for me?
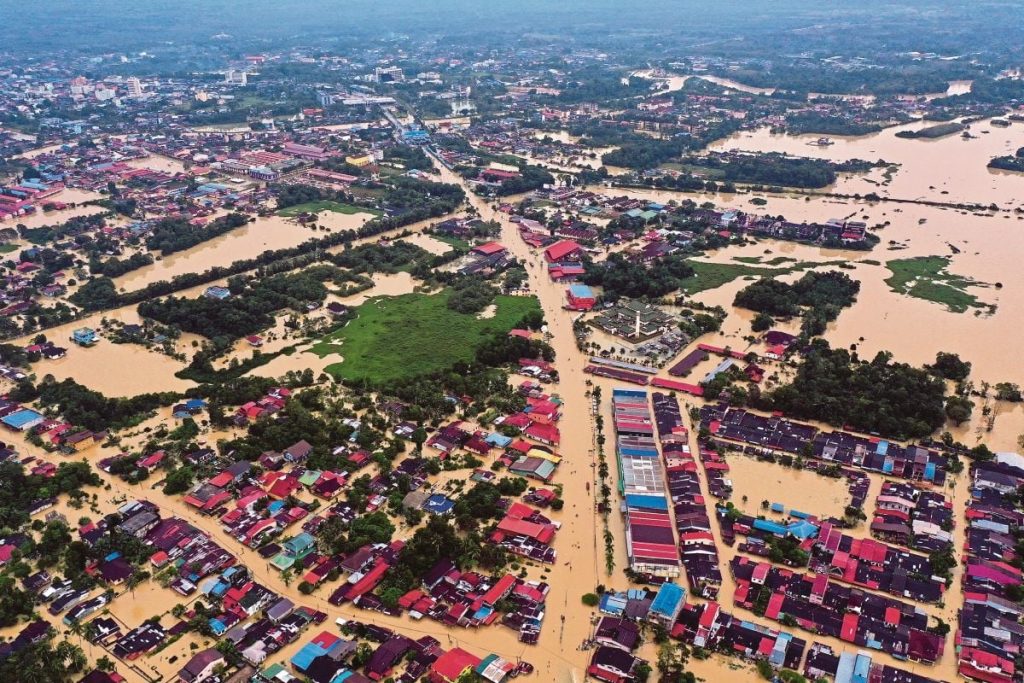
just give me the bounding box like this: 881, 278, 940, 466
146, 212, 250, 255
89, 251, 154, 277
782, 112, 886, 136
28, 378, 179, 432
602, 137, 693, 170
733, 270, 860, 336
582, 252, 695, 300
760, 341, 947, 439
681, 152, 882, 189
138, 264, 340, 341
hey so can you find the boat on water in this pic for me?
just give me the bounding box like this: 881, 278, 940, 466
809, 136, 834, 146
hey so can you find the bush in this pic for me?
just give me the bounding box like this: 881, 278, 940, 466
581, 593, 600, 607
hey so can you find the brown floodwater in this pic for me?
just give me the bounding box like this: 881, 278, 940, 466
707, 121, 1024, 207
114, 215, 361, 292
725, 456, 852, 519
396, 232, 453, 255
122, 155, 185, 175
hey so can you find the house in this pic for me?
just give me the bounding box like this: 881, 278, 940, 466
284, 440, 313, 463
365, 636, 414, 680
80, 672, 128, 683
588, 645, 641, 683
326, 302, 348, 318
112, 622, 166, 660
204, 286, 231, 300
70, 327, 98, 347
544, 240, 583, 263
472, 242, 507, 258
178, 647, 225, 683
430, 647, 482, 683
566, 283, 597, 311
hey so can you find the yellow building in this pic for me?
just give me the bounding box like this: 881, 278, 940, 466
345, 155, 374, 167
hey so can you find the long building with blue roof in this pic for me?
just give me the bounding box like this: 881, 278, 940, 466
612, 388, 680, 577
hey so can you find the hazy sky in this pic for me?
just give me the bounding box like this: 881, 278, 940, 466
1, 1, 1021, 56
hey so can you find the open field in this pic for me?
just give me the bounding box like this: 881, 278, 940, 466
680, 258, 845, 295
311, 291, 541, 382
276, 200, 382, 217
884, 255, 993, 313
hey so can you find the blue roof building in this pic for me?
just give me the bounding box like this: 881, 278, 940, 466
853, 652, 871, 683
1, 408, 45, 431
752, 519, 789, 537
787, 520, 819, 540
568, 284, 594, 299
649, 582, 685, 625
423, 494, 455, 515
71, 327, 97, 347
204, 286, 232, 300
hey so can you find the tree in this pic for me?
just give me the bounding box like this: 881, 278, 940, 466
751, 312, 774, 332
581, 593, 600, 607
927, 352, 972, 381
162, 466, 195, 495
944, 396, 973, 426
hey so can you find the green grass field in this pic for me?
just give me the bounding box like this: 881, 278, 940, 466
312, 291, 541, 383
678, 258, 845, 295
277, 200, 382, 218
885, 255, 992, 313
0, 244, 19, 253
432, 234, 471, 251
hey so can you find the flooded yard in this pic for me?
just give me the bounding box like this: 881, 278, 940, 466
725, 456, 852, 519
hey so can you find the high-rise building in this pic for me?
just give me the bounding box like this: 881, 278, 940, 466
126, 77, 143, 98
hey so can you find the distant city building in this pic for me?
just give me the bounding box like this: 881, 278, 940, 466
224, 69, 248, 86
374, 65, 404, 83
126, 77, 142, 98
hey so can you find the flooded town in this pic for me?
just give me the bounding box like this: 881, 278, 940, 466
1, 2, 1024, 683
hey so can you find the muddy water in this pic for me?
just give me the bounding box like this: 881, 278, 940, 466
725, 456, 851, 519
328, 271, 418, 308
244, 344, 340, 379
313, 210, 377, 232
122, 155, 185, 175
602, 183, 1024, 391
113, 216, 332, 292
432, 159, 608, 679
631, 71, 776, 95
2, 187, 108, 230
16, 309, 194, 396
707, 122, 1024, 207
397, 232, 453, 255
